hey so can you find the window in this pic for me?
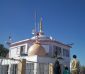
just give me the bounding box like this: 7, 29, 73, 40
39, 63, 44, 74
63, 49, 69, 57
26, 63, 34, 74
56, 47, 61, 55
20, 45, 27, 56
2, 65, 9, 74
11, 64, 17, 74
54, 46, 62, 57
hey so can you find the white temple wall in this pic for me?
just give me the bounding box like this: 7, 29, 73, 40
9, 43, 28, 58
42, 45, 49, 53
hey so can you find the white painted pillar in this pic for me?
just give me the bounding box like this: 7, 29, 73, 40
34, 63, 37, 74
8, 64, 12, 74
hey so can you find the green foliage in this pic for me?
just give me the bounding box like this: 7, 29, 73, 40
0, 44, 9, 57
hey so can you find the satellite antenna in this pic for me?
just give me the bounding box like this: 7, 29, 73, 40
50, 36, 53, 40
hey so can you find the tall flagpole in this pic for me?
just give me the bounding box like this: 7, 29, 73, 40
32, 11, 37, 36
34, 11, 37, 36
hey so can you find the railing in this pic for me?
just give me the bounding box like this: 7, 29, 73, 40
0, 58, 53, 74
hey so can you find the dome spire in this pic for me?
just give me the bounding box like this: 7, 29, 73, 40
39, 17, 44, 35
40, 17, 43, 32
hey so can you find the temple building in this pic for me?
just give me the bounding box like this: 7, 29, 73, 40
0, 18, 71, 74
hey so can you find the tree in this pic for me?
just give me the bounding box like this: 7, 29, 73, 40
0, 44, 9, 57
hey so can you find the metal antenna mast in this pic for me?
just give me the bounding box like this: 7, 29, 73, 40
34, 11, 37, 35
32, 11, 37, 36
